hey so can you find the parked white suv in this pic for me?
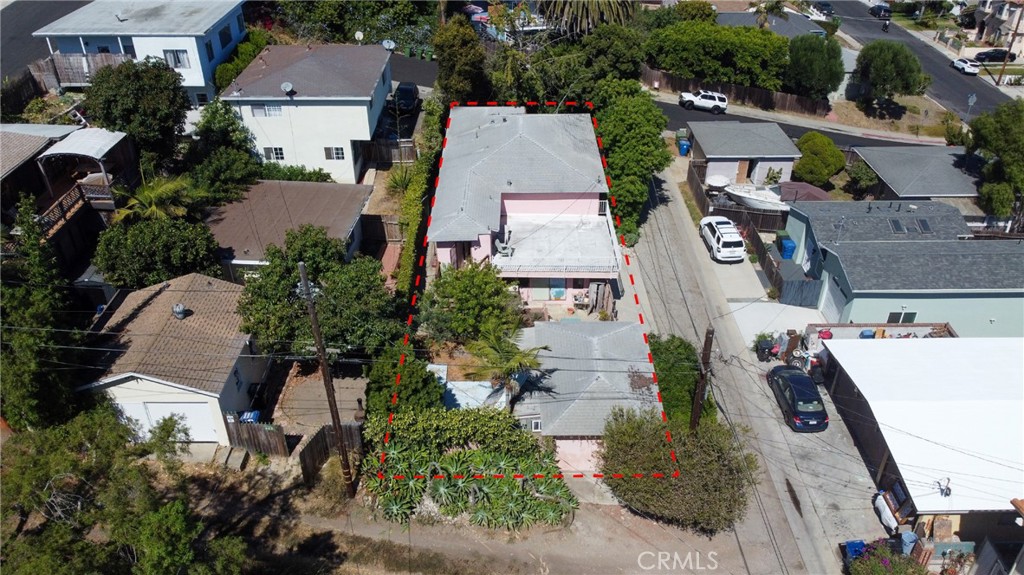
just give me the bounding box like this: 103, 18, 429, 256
679, 90, 728, 114
700, 216, 746, 263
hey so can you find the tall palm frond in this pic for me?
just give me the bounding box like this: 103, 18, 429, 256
539, 0, 637, 37
112, 176, 193, 224
464, 322, 549, 410
750, 0, 788, 29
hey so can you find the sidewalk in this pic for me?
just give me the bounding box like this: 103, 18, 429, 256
648, 89, 948, 145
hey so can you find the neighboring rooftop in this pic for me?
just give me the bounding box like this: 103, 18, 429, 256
0, 124, 81, 139
90, 274, 247, 395
34, 0, 242, 37
223, 44, 390, 100
493, 214, 620, 275
716, 11, 826, 39
855, 146, 981, 199
206, 180, 372, 262
1, 132, 51, 179
827, 239, 1024, 292
822, 338, 1024, 514
431, 107, 608, 242
778, 181, 830, 202
688, 121, 802, 159
38, 128, 127, 161
516, 322, 653, 437
791, 200, 971, 243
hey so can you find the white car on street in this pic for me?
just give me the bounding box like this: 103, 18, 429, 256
951, 58, 980, 75
699, 216, 746, 263
678, 90, 728, 114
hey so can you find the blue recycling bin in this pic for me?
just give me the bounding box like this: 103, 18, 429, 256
780, 238, 796, 259
678, 140, 691, 156
900, 532, 919, 555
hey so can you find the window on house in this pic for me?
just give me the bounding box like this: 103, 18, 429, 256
97, 45, 110, 54
237, 14, 245, 34
265, 104, 282, 116
886, 312, 917, 324
263, 147, 284, 161
205, 40, 214, 61
531, 420, 542, 432
572, 278, 585, 289
324, 147, 345, 160
196, 92, 209, 105
219, 25, 232, 50
163, 49, 190, 69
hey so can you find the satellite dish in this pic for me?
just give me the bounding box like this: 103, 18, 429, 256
280, 81, 293, 94
382, 39, 396, 51
355, 30, 364, 42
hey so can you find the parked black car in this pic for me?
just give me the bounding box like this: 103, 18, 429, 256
974, 49, 1018, 63
390, 82, 421, 114
767, 366, 829, 432
869, 4, 892, 18
814, 1, 835, 16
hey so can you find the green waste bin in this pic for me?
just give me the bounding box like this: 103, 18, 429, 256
425, 49, 433, 61
404, 46, 412, 58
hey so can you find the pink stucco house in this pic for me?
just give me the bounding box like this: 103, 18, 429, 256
428, 107, 621, 307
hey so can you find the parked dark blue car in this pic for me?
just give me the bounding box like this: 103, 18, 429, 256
767, 366, 829, 432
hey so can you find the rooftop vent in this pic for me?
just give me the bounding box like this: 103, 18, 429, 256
172, 303, 187, 320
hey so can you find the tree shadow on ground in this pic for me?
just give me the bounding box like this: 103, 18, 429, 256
858, 99, 907, 120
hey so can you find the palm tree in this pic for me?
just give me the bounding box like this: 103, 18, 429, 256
112, 176, 192, 224
750, 0, 789, 29
539, 0, 636, 37
465, 321, 549, 411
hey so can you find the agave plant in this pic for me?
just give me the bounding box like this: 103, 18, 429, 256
380, 491, 416, 523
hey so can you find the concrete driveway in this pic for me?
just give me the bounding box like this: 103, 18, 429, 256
632, 155, 886, 574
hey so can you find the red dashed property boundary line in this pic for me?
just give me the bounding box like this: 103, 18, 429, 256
378, 100, 681, 482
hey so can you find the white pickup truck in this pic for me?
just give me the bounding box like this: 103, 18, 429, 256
678, 90, 728, 114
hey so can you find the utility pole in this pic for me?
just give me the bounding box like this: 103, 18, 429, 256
689, 326, 715, 433
997, 9, 1022, 88
298, 261, 356, 498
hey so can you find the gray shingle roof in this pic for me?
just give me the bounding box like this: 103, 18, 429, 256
430, 107, 608, 242
1, 132, 51, 179
222, 44, 390, 100
94, 274, 247, 395
827, 240, 1024, 292
688, 121, 801, 159
34, 0, 241, 37
792, 200, 970, 243
516, 322, 654, 437
855, 146, 981, 198
716, 12, 825, 39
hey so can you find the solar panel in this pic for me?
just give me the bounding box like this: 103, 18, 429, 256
889, 219, 906, 234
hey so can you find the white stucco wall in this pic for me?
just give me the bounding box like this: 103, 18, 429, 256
705, 158, 795, 185
99, 375, 230, 444
846, 293, 1024, 338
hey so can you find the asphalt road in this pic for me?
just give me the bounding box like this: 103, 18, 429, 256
0, 0, 90, 78
830, 0, 1009, 117
656, 101, 916, 148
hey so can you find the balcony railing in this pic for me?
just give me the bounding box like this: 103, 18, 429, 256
28, 53, 132, 91
37, 186, 87, 239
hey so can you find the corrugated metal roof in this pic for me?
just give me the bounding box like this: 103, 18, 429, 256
34, 0, 242, 37
222, 44, 390, 100
688, 121, 801, 159
39, 128, 126, 160
516, 322, 653, 437
430, 107, 608, 242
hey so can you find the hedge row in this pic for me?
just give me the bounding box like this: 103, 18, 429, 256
214, 28, 273, 92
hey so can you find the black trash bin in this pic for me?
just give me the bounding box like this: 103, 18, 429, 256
756, 340, 773, 362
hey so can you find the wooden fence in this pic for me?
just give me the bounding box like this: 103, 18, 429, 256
28, 53, 132, 92
367, 139, 417, 166
361, 214, 403, 243
298, 423, 363, 486
1, 70, 41, 117
686, 161, 787, 232
742, 216, 785, 294
642, 64, 831, 117
223, 413, 290, 456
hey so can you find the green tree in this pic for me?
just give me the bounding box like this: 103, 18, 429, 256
190, 99, 256, 160
540, 0, 637, 37
750, 0, 788, 29
581, 24, 645, 81
854, 40, 929, 105
94, 219, 220, 288
86, 58, 191, 165
277, 0, 347, 41
979, 181, 1015, 218
112, 176, 193, 224
0, 197, 74, 429
236, 225, 401, 355
648, 334, 705, 422
259, 162, 334, 182
785, 34, 845, 100
632, 7, 682, 32
793, 131, 845, 187
488, 46, 544, 103
595, 80, 671, 183
968, 98, 1024, 218
134, 499, 202, 575
846, 160, 879, 195
190, 148, 261, 206
942, 110, 971, 147
597, 408, 759, 532
465, 321, 549, 410
433, 15, 490, 103
365, 343, 444, 416
419, 260, 520, 344
674, 0, 716, 22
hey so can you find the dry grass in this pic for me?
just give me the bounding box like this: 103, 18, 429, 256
364, 167, 403, 215
828, 172, 855, 201
829, 95, 947, 137
677, 182, 703, 227
427, 342, 475, 380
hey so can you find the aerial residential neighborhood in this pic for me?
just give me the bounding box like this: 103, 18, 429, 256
1, 1, 1022, 574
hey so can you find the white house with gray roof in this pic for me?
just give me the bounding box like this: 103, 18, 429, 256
785, 201, 1024, 336
688, 121, 801, 186
854, 146, 981, 201
429, 107, 621, 306
514, 322, 654, 471
221, 44, 392, 184
33, 0, 245, 106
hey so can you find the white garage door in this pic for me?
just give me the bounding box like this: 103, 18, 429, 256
821, 276, 848, 323
121, 402, 219, 443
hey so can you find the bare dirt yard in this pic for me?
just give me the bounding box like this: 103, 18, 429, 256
827, 95, 948, 138
365, 166, 403, 216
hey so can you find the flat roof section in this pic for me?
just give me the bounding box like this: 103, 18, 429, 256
822, 337, 1024, 514
492, 214, 620, 276
34, 0, 242, 37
